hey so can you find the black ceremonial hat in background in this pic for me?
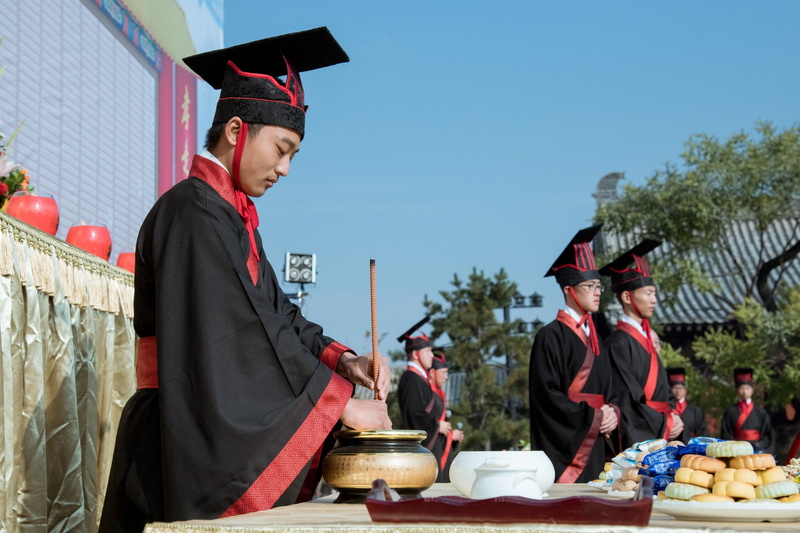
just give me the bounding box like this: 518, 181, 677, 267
431, 348, 448, 370
544, 224, 603, 287
667, 367, 686, 387
398, 316, 432, 354
598, 239, 661, 294
183, 27, 349, 139
734, 368, 754, 387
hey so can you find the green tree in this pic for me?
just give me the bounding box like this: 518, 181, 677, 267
595, 122, 800, 440
422, 268, 532, 450
596, 122, 800, 312
692, 287, 800, 413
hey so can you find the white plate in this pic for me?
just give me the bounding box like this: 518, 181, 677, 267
606, 490, 636, 499
587, 480, 610, 491
654, 500, 800, 522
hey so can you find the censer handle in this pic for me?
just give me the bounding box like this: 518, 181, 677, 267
370, 259, 379, 400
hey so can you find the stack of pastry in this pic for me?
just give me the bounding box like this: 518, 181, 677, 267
611, 466, 642, 492
663, 441, 800, 503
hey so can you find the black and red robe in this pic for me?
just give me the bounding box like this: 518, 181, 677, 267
720, 401, 775, 454
398, 366, 445, 473
674, 399, 709, 442
430, 381, 458, 482
100, 155, 353, 533
606, 320, 675, 448
529, 310, 619, 484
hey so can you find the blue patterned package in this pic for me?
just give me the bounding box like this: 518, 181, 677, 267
645, 459, 680, 476
653, 474, 674, 492
678, 437, 722, 457
642, 446, 679, 466
688, 437, 721, 445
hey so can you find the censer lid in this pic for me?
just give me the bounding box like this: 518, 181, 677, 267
334, 429, 428, 441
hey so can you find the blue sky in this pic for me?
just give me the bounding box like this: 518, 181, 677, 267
213, 1, 800, 355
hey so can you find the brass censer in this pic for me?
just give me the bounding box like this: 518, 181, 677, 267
322, 261, 437, 503
322, 429, 438, 503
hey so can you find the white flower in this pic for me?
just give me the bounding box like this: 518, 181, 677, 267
0, 154, 19, 177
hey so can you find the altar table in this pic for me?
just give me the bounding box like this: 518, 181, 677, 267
144, 483, 800, 533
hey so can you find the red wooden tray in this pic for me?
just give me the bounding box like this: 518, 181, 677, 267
365, 477, 653, 527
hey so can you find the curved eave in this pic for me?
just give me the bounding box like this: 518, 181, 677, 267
121, 0, 197, 67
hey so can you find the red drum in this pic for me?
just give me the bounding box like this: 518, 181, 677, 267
67, 225, 112, 261
7, 192, 59, 235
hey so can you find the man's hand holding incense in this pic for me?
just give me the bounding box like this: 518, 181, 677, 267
341, 398, 392, 430
336, 351, 391, 401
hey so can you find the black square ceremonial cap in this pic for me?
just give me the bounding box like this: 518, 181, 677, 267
734, 368, 754, 387
397, 316, 432, 354
598, 239, 661, 294
182, 27, 349, 139
544, 224, 603, 287
431, 348, 448, 370
667, 367, 686, 387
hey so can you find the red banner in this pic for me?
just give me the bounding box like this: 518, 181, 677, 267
174, 64, 197, 184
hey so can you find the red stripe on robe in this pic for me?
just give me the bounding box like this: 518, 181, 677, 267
616, 321, 673, 440
734, 400, 760, 441
220, 373, 352, 516
556, 310, 605, 483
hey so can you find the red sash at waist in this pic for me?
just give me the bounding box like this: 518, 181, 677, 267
735, 429, 761, 441
570, 392, 604, 410
646, 400, 671, 415
137, 336, 158, 389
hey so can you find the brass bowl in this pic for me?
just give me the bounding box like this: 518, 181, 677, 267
322, 429, 438, 503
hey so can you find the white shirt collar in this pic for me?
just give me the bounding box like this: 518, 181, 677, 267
407, 361, 428, 377
199, 149, 230, 175
619, 314, 646, 336
563, 307, 589, 335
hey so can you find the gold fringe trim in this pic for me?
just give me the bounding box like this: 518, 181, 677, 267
0, 211, 135, 316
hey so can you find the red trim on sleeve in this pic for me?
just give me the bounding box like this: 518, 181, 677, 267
319, 341, 350, 371
219, 372, 351, 517
136, 336, 158, 389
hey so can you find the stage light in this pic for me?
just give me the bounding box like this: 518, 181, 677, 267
285, 252, 316, 284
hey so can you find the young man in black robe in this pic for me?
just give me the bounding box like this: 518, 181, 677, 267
427, 350, 463, 482
600, 240, 683, 448
720, 368, 775, 454
396, 318, 454, 478
529, 225, 620, 484
100, 29, 392, 533
667, 367, 708, 441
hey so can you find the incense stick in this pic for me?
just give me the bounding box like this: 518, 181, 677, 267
370, 259, 379, 399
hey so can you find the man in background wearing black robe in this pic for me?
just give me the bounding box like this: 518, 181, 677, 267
600, 240, 683, 448
529, 225, 620, 484
397, 325, 454, 477
721, 368, 775, 454
667, 367, 708, 442
100, 29, 392, 533
428, 350, 463, 482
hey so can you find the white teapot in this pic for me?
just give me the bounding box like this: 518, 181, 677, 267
469, 458, 542, 500
450, 450, 555, 496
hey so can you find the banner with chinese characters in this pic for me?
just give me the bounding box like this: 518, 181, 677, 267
174, 65, 198, 183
